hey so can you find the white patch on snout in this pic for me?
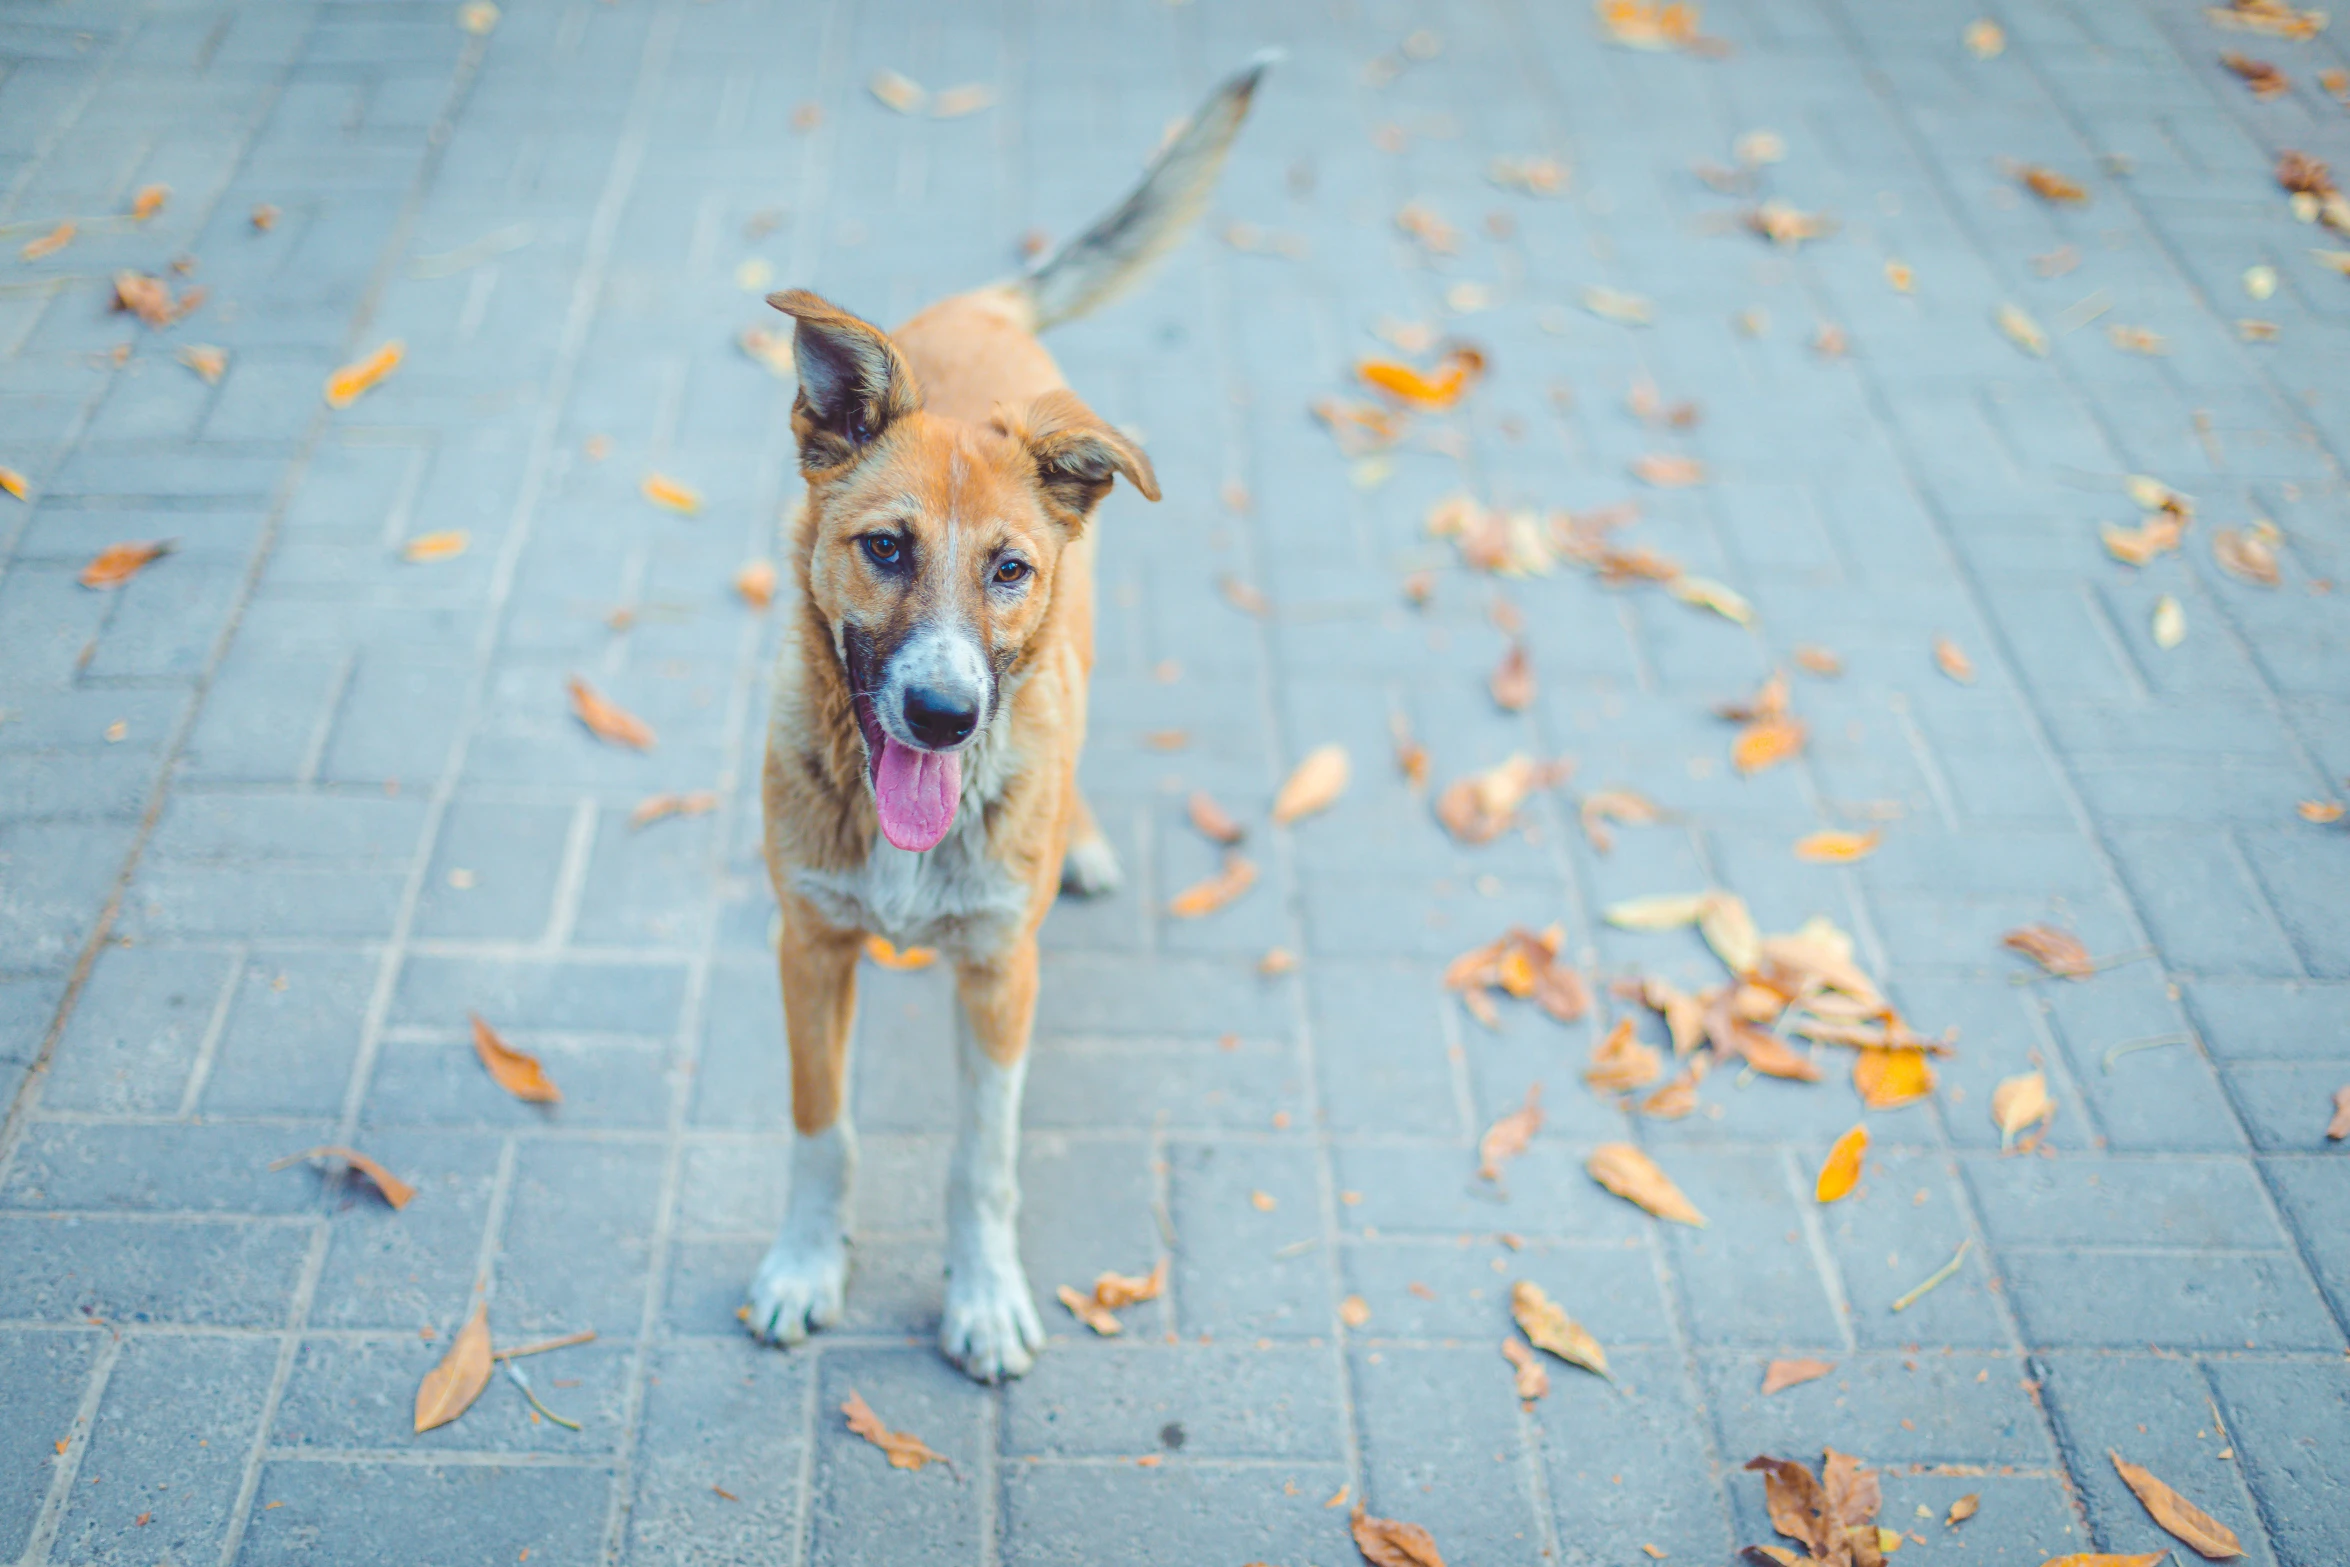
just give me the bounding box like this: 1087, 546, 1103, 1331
880, 625, 991, 742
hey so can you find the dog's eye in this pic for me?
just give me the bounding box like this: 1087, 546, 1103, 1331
863, 533, 902, 567
992, 558, 1029, 586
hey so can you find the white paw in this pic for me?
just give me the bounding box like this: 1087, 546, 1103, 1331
1060, 832, 1123, 897
939, 1256, 1043, 1383
745, 1230, 847, 1347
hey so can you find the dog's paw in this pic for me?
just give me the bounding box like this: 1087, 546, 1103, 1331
1059, 832, 1123, 898
939, 1256, 1044, 1383
745, 1230, 847, 1347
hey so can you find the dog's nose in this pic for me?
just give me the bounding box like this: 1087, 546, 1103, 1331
902, 685, 979, 748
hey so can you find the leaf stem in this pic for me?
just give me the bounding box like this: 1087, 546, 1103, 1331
491, 1328, 597, 1362
502, 1360, 582, 1431
2100, 1033, 2192, 1073
1891, 1238, 1973, 1313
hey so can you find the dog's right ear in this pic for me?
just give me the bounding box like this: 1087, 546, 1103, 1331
765, 289, 921, 473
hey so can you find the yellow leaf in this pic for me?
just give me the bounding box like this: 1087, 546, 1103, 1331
1477, 1084, 1544, 1179
1793, 828, 1880, 862
1947, 1492, 1980, 1525
1996, 303, 2049, 356
414, 1302, 492, 1431
1585, 1017, 1663, 1093
1587, 1142, 1706, 1226
1271, 743, 1349, 824
1853, 1046, 1937, 1109
402, 529, 469, 563
2299, 800, 2345, 824
1667, 574, 1752, 623
641, 473, 702, 513
1733, 716, 1808, 773
325, 341, 404, 408
1815, 1124, 1867, 1203
470, 1014, 562, 1103
0, 467, 26, 501
1511, 1280, 1609, 1376
1358, 346, 1486, 409
78, 540, 171, 589
862, 934, 936, 969
130, 183, 169, 221
1699, 891, 1760, 975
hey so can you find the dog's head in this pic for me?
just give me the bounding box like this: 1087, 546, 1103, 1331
768, 289, 1159, 853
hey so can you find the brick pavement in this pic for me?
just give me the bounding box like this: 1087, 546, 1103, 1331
3, 0, 2349, 1562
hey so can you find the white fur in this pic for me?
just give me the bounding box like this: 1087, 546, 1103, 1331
940, 1039, 1043, 1381
747, 1122, 854, 1345
884, 624, 991, 728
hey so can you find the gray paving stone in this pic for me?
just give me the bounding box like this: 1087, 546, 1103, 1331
0, 1330, 99, 1560
1705, 1350, 2055, 1470
234, 1459, 613, 1567
2205, 1359, 2350, 1567
37, 944, 234, 1115
625, 1336, 808, 1567
1351, 1344, 1547, 1566
0, 1214, 308, 1327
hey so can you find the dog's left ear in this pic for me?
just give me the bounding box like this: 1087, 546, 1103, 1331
1014, 389, 1161, 526
766, 289, 922, 473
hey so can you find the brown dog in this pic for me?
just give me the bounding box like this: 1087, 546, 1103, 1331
747, 57, 1272, 1381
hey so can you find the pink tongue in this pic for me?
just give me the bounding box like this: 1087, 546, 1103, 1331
872, 736, 961, 851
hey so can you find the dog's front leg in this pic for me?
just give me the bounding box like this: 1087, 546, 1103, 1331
941, 935, 1046, 1382
747, 896, 862, 1347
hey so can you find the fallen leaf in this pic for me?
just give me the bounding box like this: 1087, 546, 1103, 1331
1996, 302, 2049, 356
1746, 1455, 1833, 1556
2299, 801, 2345, 824
1588, 1143, 1706, 1226
1359, 345, 1487, 409
2004, 924, 2092, 978
1188, 791, 1244, 845
1815, 1124, 1867, 1203
323, 341, 402, 407
2213, 525, 2281, 586
1632, 453, 1707, 488
1761, 1357, 1835, 1395
113, 271, 203, 327
1853, 1045, 1937, 1109
2328, 1084, 2350, 1139
457, 0, 499, 32
1582, 284, 1654, 325
1642, 1071, 1701, 1119
869, 69, 927, 114
1992, 1070, 2052, 1148
1794, 829, 1880, 863
20, 220, 74, 260
1579, 789, 1662, 852
2103, 514, 2187, 566
1700, 892, 1761, 976
1964, 18, 2005, 56
251, 203, 279, 230
862, 935, 936, 970
1489, 643, 1535, 711
1219, 574, 1272, 616
567, 676, 655, 750
1511, 1279, 1609, 1377
1501, 1336, 1550, 1400
471, 1014, 561, 1103
2107, 323, 2167, 355
130, 183, 169, 221
1748, 201, 1833, 247
1338, 1293, 1371, 1327
630, 790, 718, 829
78, 540, 172, 589
2109, 1451, 2243, 1559
1947, 1493, 1980, 1525
1435, 755, 1569, 843
402, 529, 468, 563
2222, 51, 2290, 97
931, 83, 994, 118
641, 473, 702, 513
2208, 0, 2325, 38
1477, 1085, 1545, 1179
1489, 155, 1569, 195
1057, 1284, 1122, 1335
842, 1388, 948, 1471
1584, 1017, 1663, 1095
2020, 165, 2089, 204
1934, 636, 1976, 684
2150, 594, 2187, 650
1351, 1502, 1449, 1567
270, 1145, 415, 1209
414, 1303, 492, 1431
1606, 891, 1711, 931
734, 559, 778, 607
1669, 574, 1753, 624
0, 467, 25, 501
1093, 1259, 1168, 1309
1732, 717, 1808, 774
1168, 854, 1257, 917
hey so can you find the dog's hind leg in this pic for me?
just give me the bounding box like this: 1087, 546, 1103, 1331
746, 896, 862, 1347
940, 938, 1047, 1382
1058, 792, 1123, 896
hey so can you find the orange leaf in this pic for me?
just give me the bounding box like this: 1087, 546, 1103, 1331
1057, 1284, 1122, 1336
325, 341, 404, 408
2020, 165, 2089, 203
79, 540, 172, 589
1579, 789, 1662, 852
251, 203, 279, 231
470, 1014, 561, 1103
1511, 1279, 1608, 1377
1587, 1142, 1706, 1226
2330, 1084, 2350, 1140
1271, 744, 1349, 824
1733, 717, 1807, 774
1477, 1084, 1544, 1180
1853, 1045, 1937, 1109
2003, 924, 2092, 977
402, 529, 468, 563
641, 473, 702, 513
20, 221, 73, 261
1167, 855, 1257, 917
414, 1302, 492, 1431
862, 935, 937, 970
841, 1388, 949, 1472
1794, 828, 1880, 862
1188, 790, 1244, 845
270, 1145, 415, 1209
1488, 643, 1535, 711
1814, 1124, 1867, 1203
567, 676, 655, 750
1351, 1502, 1450, 1567
1760, 1357, 1834, 1395
2108, 1451, 2243, 1559
734, 559, 777, 607
130, 183, 170, 221
1947, 1492, 1980, 1525
1934, 635, 1976, 684
1792, 644, 1842, 677
1092, 1258, 1168, 1309
0, 467, 26, 501
630, 790, 717, 829
2300, 801, 2346, 824
1501, 1336, 1550, 1400
1585, 1017, 1663, 1092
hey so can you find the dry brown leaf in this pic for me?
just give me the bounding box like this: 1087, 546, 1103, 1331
1609, 893, 1711, 932
79, 540, 171, 589
2223, 51, 2291, 97
1992, 1070, 2053, 1148
1489, 643, 1535, 711
131, 183, 170, 221
20, 221, 73, 261
1168, 854, 1257, 918
324, 341, 402, 407
402, 529, 468, 563
1853, 1045, 1937, 1109
2328, 1084, 2350, 1139
1586, 1017, 1663, 1093
1093, 1258, 1168, 1309
568, 676, 655, 750
1580, 789, 1662, 852
1057, 1284, 1122, 1336
178, 347, 228, 391
1351, 1502, 1448, 1567
2209, 0, 2325, 37
1272, 744, 1348, 824
2021, 165, 2090, 204
2004, 924, 2092, 977
734, 559, 778, 607
1760, 1357, 1834, 1395
1641, 1071, 1701, 1119
641, 473, 702, 513
1477, 1084, 1544, 1180
863, 935, 936, 970
1947, 1492, 1980, 1525
1187, 791, 1244, 845
1746, 1455, 1832, 1556
1588, 1143, 1706, 1226
2109, 1451, 2243, 1559
629, 790, 717, 830
1631, 453, 1707, 488
1712, 1012, 1824, 1082
414, 1302, 492, 1432
1435, 755, 1569, 843
1934, 636, 1976, 684
2103, 514, 2187, 566
271, 1145, 415, 1209
1699, 892, 1760, 976
1511, 1280, 1609, 1377
471, 1014, 561, 1103
1501, 1336, 1550, 1400
2213, 525, 2282, 586
1733, 717, 1808, 774
1794, 828, 1880, 863
842, 1388, 948, 1471
2298, 801, 2345, 824
1815, 1124, 1867, 1203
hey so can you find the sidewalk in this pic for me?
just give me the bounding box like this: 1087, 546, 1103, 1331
2, 0, 2347, 1563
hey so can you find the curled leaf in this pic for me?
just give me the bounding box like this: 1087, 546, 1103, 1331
1358, 345, 1487, 408
1167, 854, 1257, 917
1093, 1259, 1168, 1309
79, 540, 172, 589
1351, 1502, 1449, 1567
842, 1388, 948, 1471
1501, 1336, 1550, 1400
1511, 1280, 1609, 1377
568, 676, 656, 750
2109, 1451, 2242, 1560
1586, 1017, 1663, 1093
325, 341, 403, 407
1477, 1084, 1544, 1180
1946, 1492, 1979, 1525
1272, 744, 1349, 824
1057, 1284, 1122, 1336
2004, 924, 2092, 978
270, 1145, 415, 1209
1588, 1142, 1706, 1226
414, 1302, 492, 1431
1187, 790, 1244, 845
641, 473, 702, 513
471, 1014, 561, 1104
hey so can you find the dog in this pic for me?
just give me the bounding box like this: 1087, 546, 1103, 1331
746, 55, 1273, 1382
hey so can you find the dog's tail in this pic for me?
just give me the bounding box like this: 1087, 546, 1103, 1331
1017, 50, 1278, 332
